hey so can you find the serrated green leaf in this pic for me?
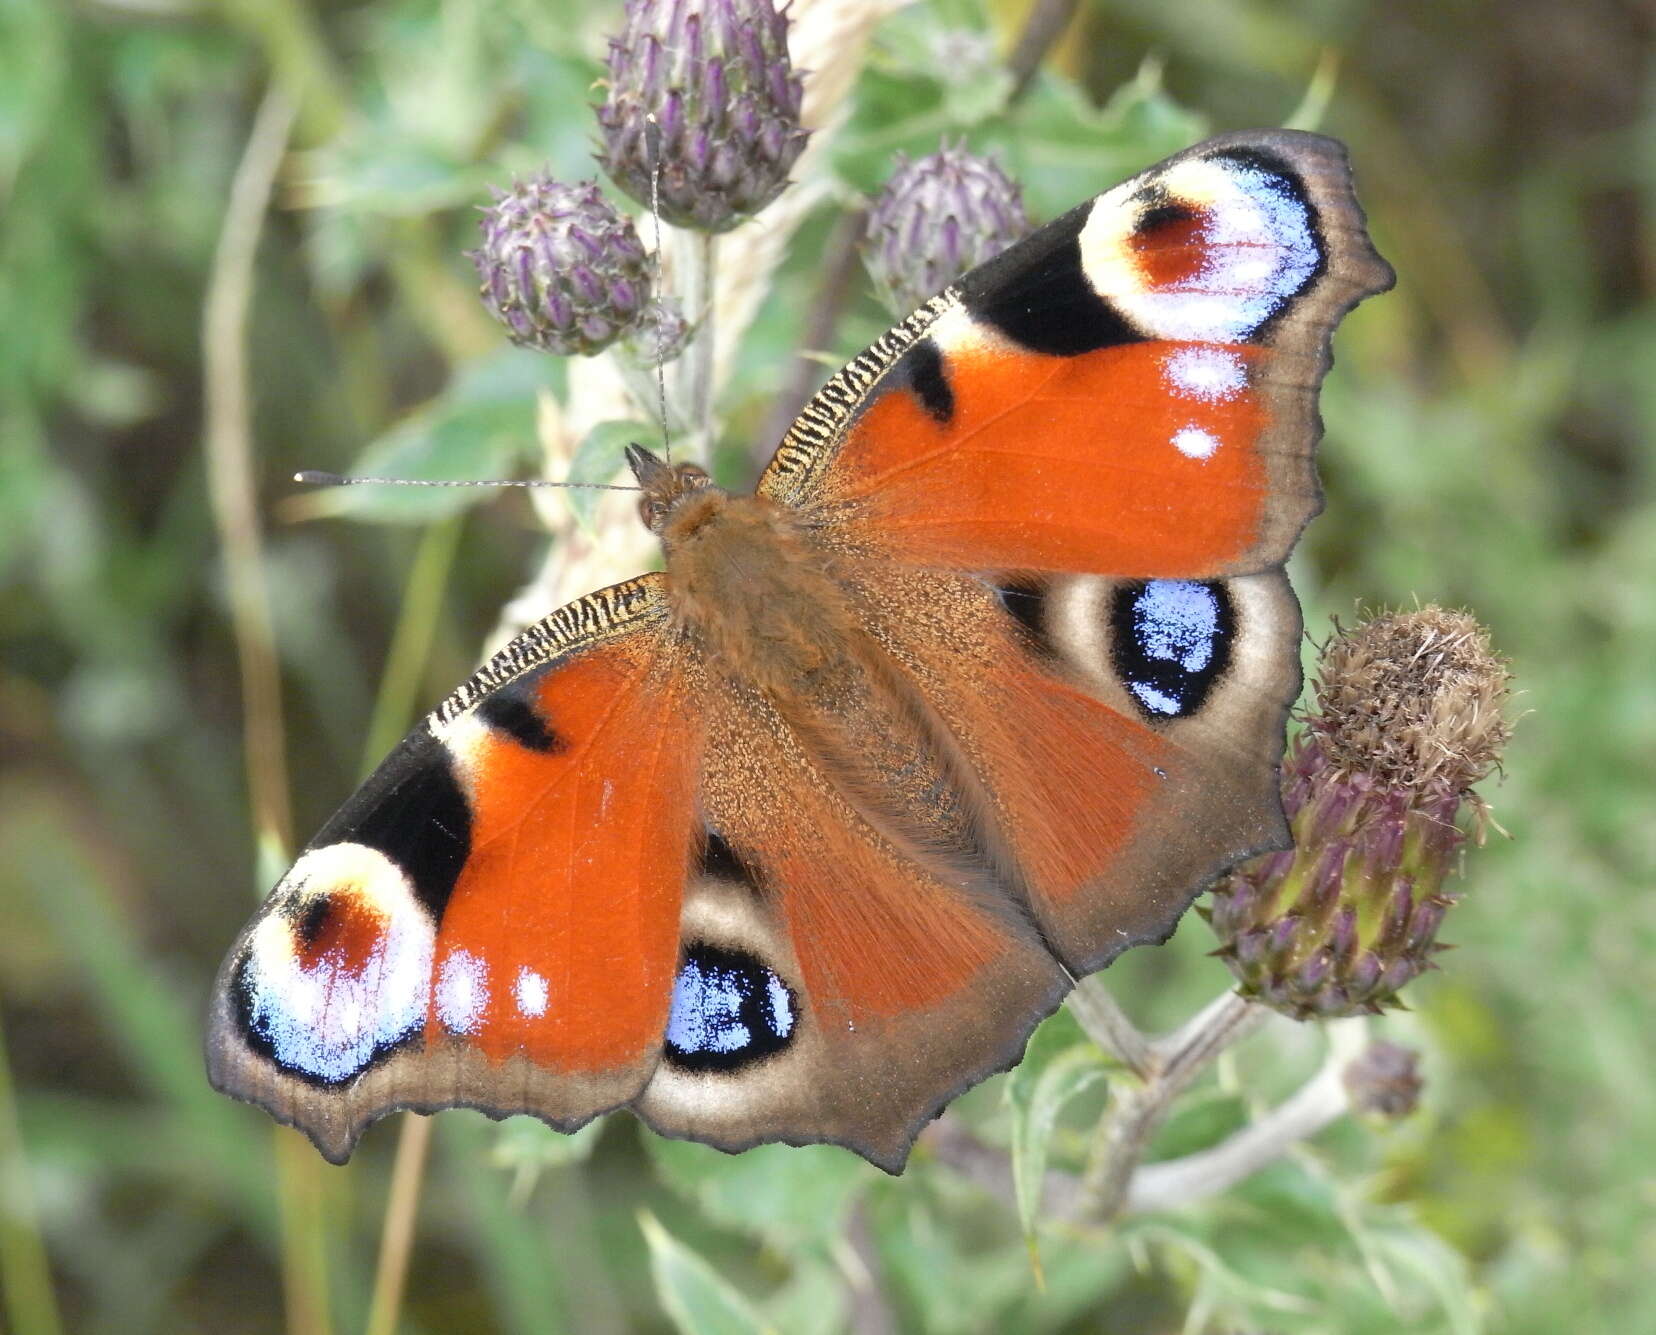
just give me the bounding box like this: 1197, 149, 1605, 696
639, 1211, 776, 1335
643, 1134, 870, 1250
566, 419, 653, 531
1007, 1041, 1108, 1247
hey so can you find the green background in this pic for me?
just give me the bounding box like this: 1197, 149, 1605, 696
2, 0, 1651, 1331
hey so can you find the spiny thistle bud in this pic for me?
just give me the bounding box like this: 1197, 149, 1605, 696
596, 0, 809, 234
472, 176, 652, 357
1343, 1041, 1424, 1120
1206, 608, 1513, 1019
864, 142, 1030, 314
625, 295, 691, 367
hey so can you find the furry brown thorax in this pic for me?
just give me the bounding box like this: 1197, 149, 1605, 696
626, 443, 858, 694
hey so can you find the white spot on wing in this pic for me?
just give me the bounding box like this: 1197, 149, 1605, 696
437, 948, 489, 1034
514, 966, 549, 1018
1164, 347, 1247, 402
1130, 681, 1183, 716
766, 974, 794, 1038
1137, 581, 1221, 671
1172, 425, 1220, 459
666, 959, 750, 1054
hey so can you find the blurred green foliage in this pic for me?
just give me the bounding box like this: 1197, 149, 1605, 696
2, 0, 1652, 1331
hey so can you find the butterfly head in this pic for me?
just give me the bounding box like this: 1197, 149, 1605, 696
627, 443, 720, 537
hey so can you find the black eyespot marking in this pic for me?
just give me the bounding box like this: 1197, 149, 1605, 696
958, 203, 1142, 356
478, 688, 563, 753
905, 338, 954, 423
663, 943, 797, 1073
311, 730, 471, 921
1110, 580, 1235, 720
994, 578, 1058, 661
293, 896, 332, 950
1134, 197, 1200, 236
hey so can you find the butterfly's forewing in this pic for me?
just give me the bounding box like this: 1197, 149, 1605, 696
206, 576, 702, 1163
760, 130, 1392, 580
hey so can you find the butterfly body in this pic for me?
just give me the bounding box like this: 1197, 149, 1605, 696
209, 131, 1393, 1170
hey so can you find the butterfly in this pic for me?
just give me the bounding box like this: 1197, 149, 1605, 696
207, 130, 1392, 1171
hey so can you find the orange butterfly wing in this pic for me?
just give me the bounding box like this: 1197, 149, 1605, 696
206, 577, 701, 1163
761, 130, 1391, 580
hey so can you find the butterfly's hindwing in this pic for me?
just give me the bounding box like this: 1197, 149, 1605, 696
984, 568, 1303, 970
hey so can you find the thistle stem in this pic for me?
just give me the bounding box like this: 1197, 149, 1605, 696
363, 1115, 434, 1335
1124, 1054, 1348, 1213
203, 84, 334, 1335
1066, 976, 1153, 1078
1072, 990, 1268, 1222
680, 230, 719, 460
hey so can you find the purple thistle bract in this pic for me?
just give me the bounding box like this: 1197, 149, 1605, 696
864, 142, 1030, 314
471, 176, 653, 357
597, 0, 809, 233
1206, 608, 1513, 1019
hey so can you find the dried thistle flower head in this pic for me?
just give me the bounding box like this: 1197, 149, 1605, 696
472, 176, 652, 357
1311, 607, 1512, 797
596, 0, 809, 234
1206, 608, 1513, 1019
1342, 1040, 1424, 1119
864, 141, 1030, 314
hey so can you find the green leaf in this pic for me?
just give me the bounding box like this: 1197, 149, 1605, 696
1006, 1030, 1109, 1250
565, 419, 652, 531
639, 1211, 776, 1335
644, 1134, 870, 1250
314, 348, 561, 523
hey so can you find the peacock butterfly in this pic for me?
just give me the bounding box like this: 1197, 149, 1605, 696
206, 130, 1392, 1171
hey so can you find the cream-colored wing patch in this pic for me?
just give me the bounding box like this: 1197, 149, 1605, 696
1080, 151, 1321, 342
232, 843, 436, 1085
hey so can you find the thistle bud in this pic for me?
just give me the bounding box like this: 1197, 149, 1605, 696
864, 142, 1030, 314
1343, 1041, 1424, 1119
472, 176, 653, 357
1207, 608, 1513, 1019
625, 296, 691, 367
596, 0, 809, 234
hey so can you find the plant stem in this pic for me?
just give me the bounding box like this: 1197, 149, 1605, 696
679, 230, 719, 461
1072, 990, 1267, 1222
1124, 1054, 1348, 1213
203, 84, 298, 861
0, 1009, 64, 1335
1006, 0, 1083, 104
202, 85, 333, 1335
1066, 976, 1153, 1078
356, 516, 464, 1335
363, 1116, 434, 1335
359, 516, 463, 774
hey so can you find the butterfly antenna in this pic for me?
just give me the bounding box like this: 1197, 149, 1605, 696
644, 111, 672, 465
294, 471, 641, 493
